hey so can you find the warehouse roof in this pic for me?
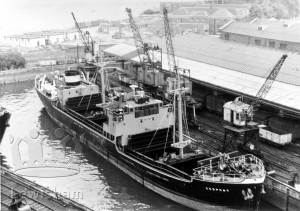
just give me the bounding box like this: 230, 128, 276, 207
209, 8, 234, 19
103, 35, 300, 113
221, 21, 300, 43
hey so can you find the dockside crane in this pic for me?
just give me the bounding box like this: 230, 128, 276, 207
126, 8, 160, 69
71, 12, 95, 63
222, 54, 288, 152
224, 54, 288, 127
125, 8, 163, 88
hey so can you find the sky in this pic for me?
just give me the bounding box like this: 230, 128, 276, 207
0, 0, 188, 35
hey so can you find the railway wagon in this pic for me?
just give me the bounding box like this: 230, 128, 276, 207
268, 116, 300, 141
205, 95, 229, 115
259, 126, 292, 146
192, 90, 209, 109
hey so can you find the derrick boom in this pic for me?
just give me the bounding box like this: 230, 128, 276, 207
251, 54, 288, 111
163, 8, 176, 73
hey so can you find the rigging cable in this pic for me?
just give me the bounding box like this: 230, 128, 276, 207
144, 103, 170, 154
163, 96, 175, 156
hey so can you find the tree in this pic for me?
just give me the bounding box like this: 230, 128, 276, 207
0, 52, 26, 71
249, 4, 264, 20
249, 0, 288, 19
272, 3, 288, 19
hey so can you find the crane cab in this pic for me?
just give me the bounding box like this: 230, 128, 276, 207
223, 97, 251, 127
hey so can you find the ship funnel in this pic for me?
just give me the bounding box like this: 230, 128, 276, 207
129, 85, 138, 95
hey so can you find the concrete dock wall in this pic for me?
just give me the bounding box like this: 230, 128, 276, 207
0, 65, 75, 85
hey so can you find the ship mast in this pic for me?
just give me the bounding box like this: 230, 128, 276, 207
163, 8, 190, 159
176, 70, 184, 158
99, 44, 106, 104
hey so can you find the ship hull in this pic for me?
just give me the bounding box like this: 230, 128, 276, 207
37, 89, 263, 210
0, 111, 10, 142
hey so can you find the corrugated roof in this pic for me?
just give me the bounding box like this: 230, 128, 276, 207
103, 36, 300, 112
222, 21, 300, 43
142, 35, 300, 87
209, 8, 234, 19
104, 43, 138, 60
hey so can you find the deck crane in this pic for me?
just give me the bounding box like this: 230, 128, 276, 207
71, 12, 95, 63
223, 54, 288, 127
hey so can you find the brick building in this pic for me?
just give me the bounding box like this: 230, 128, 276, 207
166, 4, 249, 35
220, 19, 300, 52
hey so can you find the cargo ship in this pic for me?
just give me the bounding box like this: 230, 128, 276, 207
0, 106, 10, 143
35, 63, 266, 210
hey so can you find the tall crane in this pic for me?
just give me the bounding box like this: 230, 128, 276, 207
71, 12, 95, 62
222, 54, 288, 152
224, 54, 288, 127
163, 8, 177, 74
126, 8, 153, 68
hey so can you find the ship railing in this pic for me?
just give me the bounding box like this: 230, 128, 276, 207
193, 154, 265, 182
197, 171, 245, 183
66, 108, 104, 134
125, 149, 191, 181
194, 163, 245, 183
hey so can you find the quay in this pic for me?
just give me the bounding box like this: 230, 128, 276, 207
1, 167, 94, 211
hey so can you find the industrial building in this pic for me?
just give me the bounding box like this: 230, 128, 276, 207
138, 2, 250, 36
220, 19, 300, 52
3, 29, 79, 48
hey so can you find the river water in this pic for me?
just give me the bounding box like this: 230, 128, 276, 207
0, 81, 277, 211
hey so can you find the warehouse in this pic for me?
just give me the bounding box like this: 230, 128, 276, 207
220, 19, 300, 52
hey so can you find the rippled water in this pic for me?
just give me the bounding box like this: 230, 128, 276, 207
0, 81, 278, 211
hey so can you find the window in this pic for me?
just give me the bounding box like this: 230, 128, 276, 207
236, 113, 240, 120
224, 33, 229, 40
255, 39, 261, 46
269, 41, 275, 48
111, 135, 115, 141
280, 43, 287, 50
